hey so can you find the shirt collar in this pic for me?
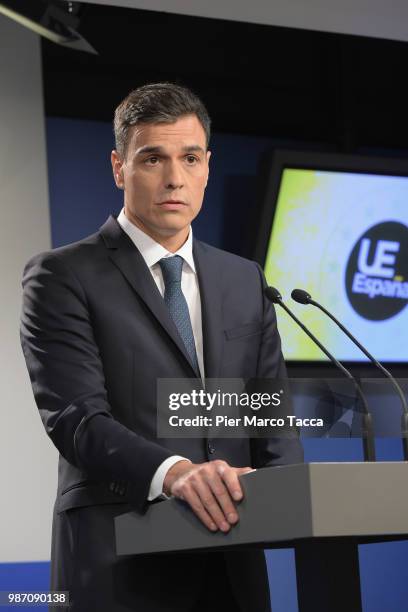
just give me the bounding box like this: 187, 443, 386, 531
117, 208, 196, 273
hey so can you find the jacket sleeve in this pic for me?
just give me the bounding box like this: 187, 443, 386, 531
250, 262, 304, 468
20, 251, 174, 513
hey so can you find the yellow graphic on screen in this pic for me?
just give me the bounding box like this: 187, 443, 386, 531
263, 168, 408, 362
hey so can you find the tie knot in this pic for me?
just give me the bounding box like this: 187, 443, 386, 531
159, 255, 183, 286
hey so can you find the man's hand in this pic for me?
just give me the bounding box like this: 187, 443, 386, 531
163, 459, 254, 533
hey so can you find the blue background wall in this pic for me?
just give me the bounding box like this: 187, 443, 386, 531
2, 117, 407, 612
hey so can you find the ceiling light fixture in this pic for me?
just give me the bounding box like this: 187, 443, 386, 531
0, 0, 98, 54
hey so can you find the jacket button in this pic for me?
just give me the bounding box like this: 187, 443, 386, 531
208, 442, 216, 454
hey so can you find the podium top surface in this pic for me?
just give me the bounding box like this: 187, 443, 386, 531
115, 462, 408, 556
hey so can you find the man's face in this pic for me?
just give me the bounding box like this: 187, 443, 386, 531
111, 114, 210, 245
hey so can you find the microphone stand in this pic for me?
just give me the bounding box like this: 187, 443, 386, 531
265, 287, 376, 462
292, 289, 408, 461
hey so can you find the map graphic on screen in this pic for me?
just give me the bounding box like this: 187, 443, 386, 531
263, 168, 408, 362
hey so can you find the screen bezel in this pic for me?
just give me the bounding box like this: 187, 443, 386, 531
252, 149, 408, 376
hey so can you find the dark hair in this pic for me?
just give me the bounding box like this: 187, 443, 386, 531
113, 82, 211, 157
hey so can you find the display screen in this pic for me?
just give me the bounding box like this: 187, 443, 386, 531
263, 168, 408, 362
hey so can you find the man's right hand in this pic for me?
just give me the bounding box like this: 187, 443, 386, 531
162, 459, 254, 533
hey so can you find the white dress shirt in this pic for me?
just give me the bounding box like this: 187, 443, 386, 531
117, 208, 204, 500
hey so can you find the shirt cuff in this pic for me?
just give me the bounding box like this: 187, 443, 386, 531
147, 455, 191, 501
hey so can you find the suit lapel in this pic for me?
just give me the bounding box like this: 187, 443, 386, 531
99, 215, 198, 376
193, 239, 223, 380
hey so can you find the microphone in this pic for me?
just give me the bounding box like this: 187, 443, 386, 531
265, 286, 376, 461
292, 288, 408, 460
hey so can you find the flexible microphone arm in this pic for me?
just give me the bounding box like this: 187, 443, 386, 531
265, 286, 376, 462
292, 288, 408, 461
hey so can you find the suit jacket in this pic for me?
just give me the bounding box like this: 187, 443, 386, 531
20, 215, 303, 612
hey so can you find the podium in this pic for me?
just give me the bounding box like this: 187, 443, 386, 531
115, 462, 408, 612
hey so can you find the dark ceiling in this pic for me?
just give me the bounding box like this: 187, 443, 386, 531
41, 1, 408, 153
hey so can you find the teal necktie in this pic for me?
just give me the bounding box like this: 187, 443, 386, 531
159, 255, 200, 375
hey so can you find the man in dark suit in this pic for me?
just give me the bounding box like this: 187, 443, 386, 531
20, 83, 303, 612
